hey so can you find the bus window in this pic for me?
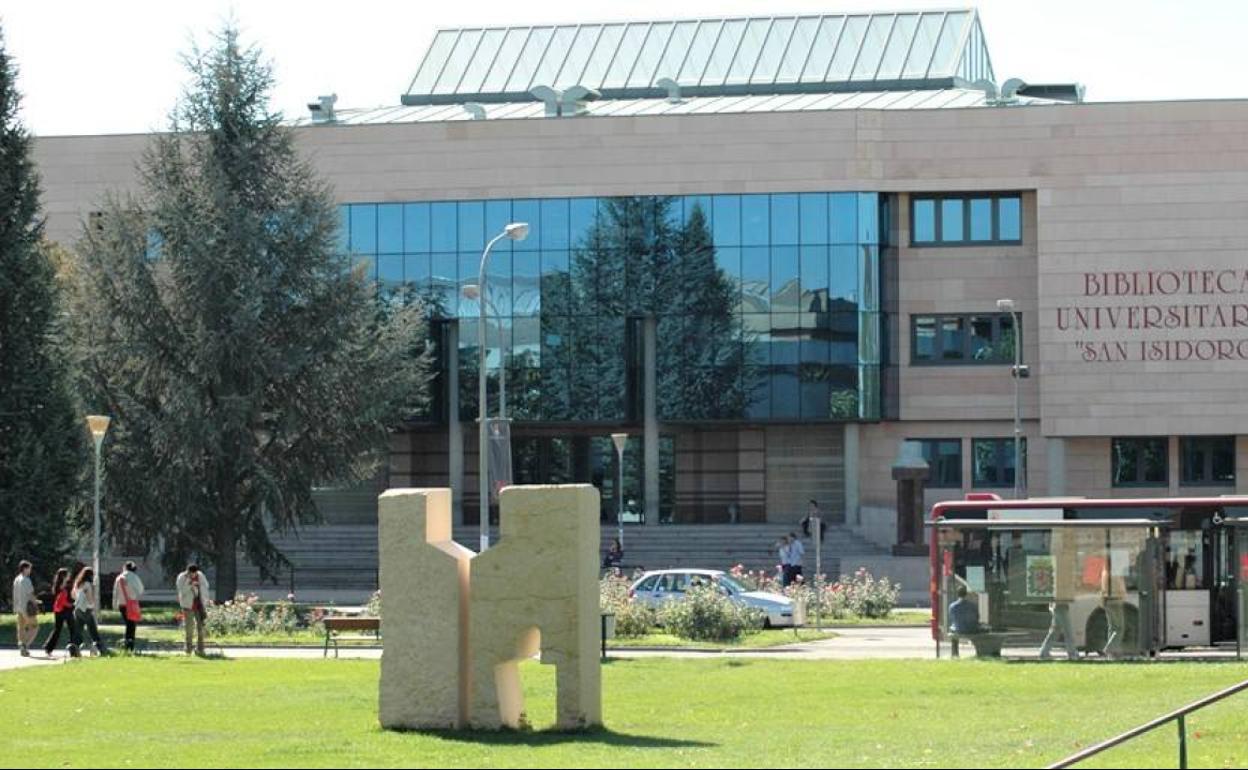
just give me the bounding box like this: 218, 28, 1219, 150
1166, 531, 1205, 590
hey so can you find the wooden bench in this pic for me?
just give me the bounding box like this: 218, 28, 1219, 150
323, 616, 380, 658
949, 631, 1029, 658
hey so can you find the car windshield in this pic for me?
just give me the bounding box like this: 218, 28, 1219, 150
715, 575, 747, 594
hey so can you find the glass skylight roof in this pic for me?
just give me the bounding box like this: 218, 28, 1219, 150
403, 9, 995, 105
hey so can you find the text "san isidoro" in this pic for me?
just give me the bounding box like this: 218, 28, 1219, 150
1058, 269, 1248, 363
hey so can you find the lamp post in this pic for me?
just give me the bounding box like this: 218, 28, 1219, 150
473, 222, 529, 552
996, 299, 1028, 499
611, 433, 628, 549
85, 415, 111, 591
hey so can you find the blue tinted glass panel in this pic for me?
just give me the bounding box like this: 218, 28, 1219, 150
858, 193, 879, 243
540, 198, 570, 249
830, 193, 856, 243
800, 246, 828, 314
799, 193, 828, 244
349, 205, 376, 254
569, 198, 597, 248
830, 245, 859, 304
771, 366, 800, 418
512, 252, 540, 316
770, 194, 799, 245
540, 250, 570, 314
771, 316, 800, 365
404, 203, 430, 252
431, 254, 458, 313
999, 197, 1021, 241
684, 195, 711, 229
913, 199, 935, 242
741, 195, 769, 246
771, 247, 799, 313
486, 251, 512, 317
858, 246, 879, 312
405, 253, 431, 290
484, 200, 513, 252
458, 201, 484, 252
745, 367, 770, 419
336, 206, 350, 254
940, 199, 964, 242
431, 202, 457, 251
378, 254, 403, 289
969, 198, 993, 241
458, 253, 481, 317
741, 246, 770, 313
801, 378, 831, 418
716, 246, 742, 313
513, 200, 540, 250
377, 204, 403, 253
712, 195, 741, 246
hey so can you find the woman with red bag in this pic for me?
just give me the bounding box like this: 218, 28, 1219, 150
42, 567, 79, 658
112, 561, 145, 653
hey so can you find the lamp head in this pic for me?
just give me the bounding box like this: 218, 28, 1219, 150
611, 432, 628, 454
86, 415, 111, 440
996, 298, 1016, 313
504, 222, 529, 241
461, 283, 481, 300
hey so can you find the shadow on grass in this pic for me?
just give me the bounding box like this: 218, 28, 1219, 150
414, 725, 714, 749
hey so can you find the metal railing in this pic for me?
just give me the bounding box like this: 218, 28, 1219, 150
1047, 677, 1248, 769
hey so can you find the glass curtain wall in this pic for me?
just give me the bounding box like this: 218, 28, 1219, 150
339, 192, 884, 423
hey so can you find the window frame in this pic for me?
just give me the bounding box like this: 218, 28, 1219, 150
971, 437, 1027, 489
1111, 436, 1170, 488
1179, 435, 1236, 487
909, 192, 1024, 247
910, 312, 1020, 366
909, 437, 963, 489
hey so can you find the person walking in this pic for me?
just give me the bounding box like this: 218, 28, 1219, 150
801, 500, 826, 543
72, 567, 108, 656
176, 564, 211, 656
777, 535, 792, 587
787, 532, 806, 585
11, 560, 40, 657
112, 562, 145, 653
42, 567, 78, 658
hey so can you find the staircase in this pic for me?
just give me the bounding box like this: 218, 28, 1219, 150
235, 521, 889, 602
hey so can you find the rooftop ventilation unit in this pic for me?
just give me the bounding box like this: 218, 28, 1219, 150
307, 94, 338, 123
463, 103, 487, 120
529, 85, 601, 117
655, 78, 683, 104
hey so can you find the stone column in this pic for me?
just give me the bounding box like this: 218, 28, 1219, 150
644, 315, 659, 525
891, 440, 930, 556
844, 423, 861, 526
447, 322, 464, 524
1046, 436, 1066, 497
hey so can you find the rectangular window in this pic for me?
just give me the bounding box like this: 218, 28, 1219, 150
911, 313, 1019, 365
1180, 436, 1236, 486
912, 438, 962, 488
910, 193, 1023, 246
972, 438, 1026, 488
1112, 437, 1168, 487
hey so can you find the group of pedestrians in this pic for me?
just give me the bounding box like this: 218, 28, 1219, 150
9, 560, 211, 658
775, 500, 827, 587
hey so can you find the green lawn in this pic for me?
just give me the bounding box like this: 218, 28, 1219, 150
2, 657, 1246, 768
610, 628, 836, 649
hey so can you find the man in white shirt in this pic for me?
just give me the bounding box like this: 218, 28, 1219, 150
11, 560, 39, 657
787, 533, 806, 585
175, 564, 211, 656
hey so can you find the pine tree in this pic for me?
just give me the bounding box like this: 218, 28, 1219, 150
0, 28, 85, 580
68, 27, 431, 599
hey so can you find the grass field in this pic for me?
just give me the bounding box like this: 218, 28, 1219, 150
1, 657, 1245, 768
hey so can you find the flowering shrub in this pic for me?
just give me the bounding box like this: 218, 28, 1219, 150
201, 593, 321, 635
842, 568, 901, 619
599, 570, 655, 637
728, 564, 900, 621
658, 584, 764, 642
365, 589, 382, 619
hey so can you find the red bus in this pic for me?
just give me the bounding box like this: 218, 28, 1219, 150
930, 495, 1248, 656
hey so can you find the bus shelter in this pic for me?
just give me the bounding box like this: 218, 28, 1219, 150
933, 518, 1170, 659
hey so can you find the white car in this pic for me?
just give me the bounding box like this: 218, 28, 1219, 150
629, 569, 797, 628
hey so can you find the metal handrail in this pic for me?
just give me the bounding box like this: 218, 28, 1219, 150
1047, 677, 1248, 769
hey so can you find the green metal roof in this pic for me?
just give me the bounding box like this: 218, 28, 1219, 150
402, 9, 995, 105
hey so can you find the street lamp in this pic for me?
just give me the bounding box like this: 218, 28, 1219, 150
611, 433, 628, 549
996, 299, 1029, 499
85, 415, 111, 591
475, 222, 528, 552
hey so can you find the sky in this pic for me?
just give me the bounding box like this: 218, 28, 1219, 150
4, 0, 1244, 136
